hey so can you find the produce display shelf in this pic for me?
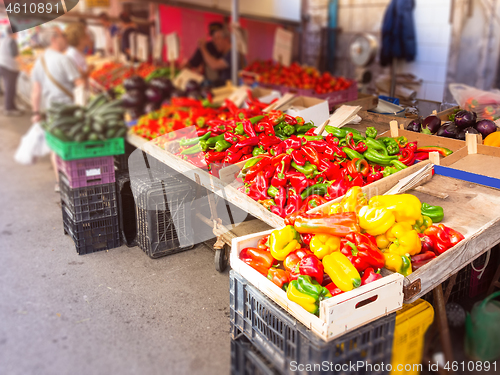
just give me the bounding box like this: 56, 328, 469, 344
46, 132, 125, 161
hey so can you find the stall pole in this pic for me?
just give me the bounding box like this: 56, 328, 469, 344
231, 0, 239, 86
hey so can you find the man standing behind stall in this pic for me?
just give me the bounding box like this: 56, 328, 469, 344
118, 12, 137, 61
98, 12, 119, 56
198, 27, 236, 86
187, 22, 224, 82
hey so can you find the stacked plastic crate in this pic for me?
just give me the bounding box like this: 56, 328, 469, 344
129, 150, 197, 259
53, 137, 125, 255
230, 270, 396, 375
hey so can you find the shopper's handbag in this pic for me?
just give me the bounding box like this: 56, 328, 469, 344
41, 55, 74, 101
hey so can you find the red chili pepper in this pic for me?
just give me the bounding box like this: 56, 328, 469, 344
305, 128, 317, 136
284, 114, 297, 125
300, 233, 314, 247
242, 120, 257, 138
325, 175, 350, 200
319, 159, 342, 181
247, 171, 270, 201
287, 171, 313, 195
259, 134, 282, 150
355, 159, 370, 177
291, 150, 306, 166
305, 140, 328, 153
283, 135, 302, 150
398, 148, 416, 166
271, 156, 291, 188
366, 170, 383, 183
414, 152, 430, 163
224, 149, 245, 164
406, 142, 418, 153
224, 99, 239, 114
326, 134, 340, 146
324, 144, 347, 160
302, 145, 321, 166
285, 188, 303, 217
235, 137, 259, 149
204, 151, 226, 162
270, 142, 285, 156
224, 132, 246, 145
270, 187, 287, 218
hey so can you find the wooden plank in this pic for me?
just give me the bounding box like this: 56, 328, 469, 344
358, 110, 413, 128
332, 93, 378, 112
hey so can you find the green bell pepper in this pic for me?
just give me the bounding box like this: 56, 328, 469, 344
378, 137, 400, 155
283, 124, 296, 136
252, 146, 266, 157
287, 276, 331, 316
413, 215, 433, 233
421, 202, 444, 223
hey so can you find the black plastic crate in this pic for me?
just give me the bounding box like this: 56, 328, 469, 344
59, 173, 118, 222
230, 270, 395, 375
116, 171, 137, 247
132, 171, 196, 259
232, 336, 280, 375
114, 140, 136, 172
62, 203, 121, 255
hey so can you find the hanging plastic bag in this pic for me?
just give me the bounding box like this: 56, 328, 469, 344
449, 83, 500, 121
14, 122, 51, 165
465, 291, 500, 361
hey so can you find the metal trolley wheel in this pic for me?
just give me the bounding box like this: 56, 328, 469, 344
214, 244, 230, 272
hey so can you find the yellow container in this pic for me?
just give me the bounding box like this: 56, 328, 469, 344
390, 299, 434, 375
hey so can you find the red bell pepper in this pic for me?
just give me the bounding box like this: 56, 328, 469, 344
268, 268, 290, 289
326, 133, 340, 146
418, 233, 435, 254
325, 175, 350, 200
324, 144, 346, 160
287, 171, 313, 195
440, 224, 465, 245
283, 136, 303, 150
298, 254, 324, 284
361, 268, 383, 285
411, 251, 436, 271
259, 134, 281, 150
325, 281, 344, 297
366, 169, 383, 183
284, 248, 312, 273
305, 140, 328, 153
300, 233, 314, 247
239, 247, 275, 275
423, 224, 464, 255
340, 232, 385, 272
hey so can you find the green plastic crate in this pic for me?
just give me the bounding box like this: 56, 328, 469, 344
46, 132, 125, 161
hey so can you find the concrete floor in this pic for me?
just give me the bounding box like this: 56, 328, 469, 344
0, 108, 231, 375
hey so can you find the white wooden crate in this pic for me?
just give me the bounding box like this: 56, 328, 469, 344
230, 229, 404, 342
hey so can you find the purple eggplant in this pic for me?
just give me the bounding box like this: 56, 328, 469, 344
436, 122, 459, 138
454, 110, 476, 129
121, 90, 145, 108
145, 86, 163, 104
406, 119, 422, 132
123, 76, 146, 91
149, 77, 174, 99
475, 119, 497, 138
457, 126, 479, 140
421, 115, 441, 134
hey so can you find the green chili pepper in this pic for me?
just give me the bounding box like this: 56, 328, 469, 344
378, 137, 400, 155
365, 127, 377, 139
291, 161, 320, 179
283, 125, 296, 136
300, 183, 330, 200
297, 135, 323, 141
179, 131, 211, 147
391, 160, 408, 171
215, 139, 232, 152
268, 185, 279, 198
421, 203, 444, 223
295, 123, 316, 134
382, 166, 398, 177
249, 115, 265, 125
206, 134, 225, 147
342, 147, 365, 160
180, 143, 202, 155
235, 123, 245, 135
342, 127, 363, 136
365, 138, 388, 156
363, 149, 398, 165
243, 157, 264, 171
252, 146, 266, 157
200, 140, 209, 152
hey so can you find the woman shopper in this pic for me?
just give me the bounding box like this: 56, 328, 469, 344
30, 26, 84, 190
0, 29, 22, 116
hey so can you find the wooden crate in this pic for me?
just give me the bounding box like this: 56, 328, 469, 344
230, 230, 404, 342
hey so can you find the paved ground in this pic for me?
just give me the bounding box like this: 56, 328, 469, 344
0, 106, 231, 375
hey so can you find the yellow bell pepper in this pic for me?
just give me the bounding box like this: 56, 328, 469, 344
310, 234, 341, 259
269, 225, 301, 261
375, 233, 390, 249
323, 252, 361, 292
369, 194, 422, 225
358, 205, 396, 236
484, 131, 500, 147
386, 222, 422, 256
287, 280, 319, 314
328, 202, 341, 215
338, 186, 367, 213
412, 215, 433, 233
383, 252, 412, 276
